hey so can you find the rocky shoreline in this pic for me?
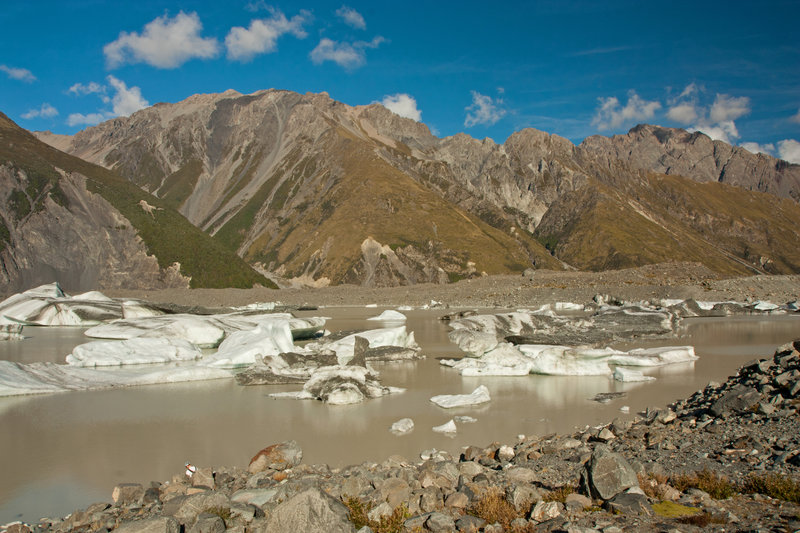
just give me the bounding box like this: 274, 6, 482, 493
4, 339, 799, 533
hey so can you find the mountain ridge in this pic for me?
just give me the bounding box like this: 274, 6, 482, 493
29, 89, 800, 286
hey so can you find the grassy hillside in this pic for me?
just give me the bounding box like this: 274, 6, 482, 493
0, 113, 273, 289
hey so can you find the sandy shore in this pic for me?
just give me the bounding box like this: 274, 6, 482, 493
105, 263, 800, 309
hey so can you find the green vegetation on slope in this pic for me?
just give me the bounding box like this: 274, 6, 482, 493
0, 112, 274, 289
158, 159, 203, 210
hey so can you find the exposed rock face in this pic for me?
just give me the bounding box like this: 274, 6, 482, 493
0, 164, 189, 293
580, 124, 800, 201
33, 92, 800, 284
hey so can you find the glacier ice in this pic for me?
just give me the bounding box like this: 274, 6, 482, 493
430, 385, 491, 408
66, 338, 202, 367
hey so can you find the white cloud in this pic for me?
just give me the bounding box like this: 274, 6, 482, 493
790, 109, 800, 124
464, 91, 507, 127
591, 91, 661, 131
709, 94, 750, 123
64, 76, 148, 127
21, 103, 58, 120
740, 142, 775, 156
336, 6, 366, 29
225, 9, 310, 61
691, 120, 740, 144
67, 112, 109, 127
310, 36, 384, 69
778, 139, 800, 164
380, 93, 421, 121
68, 82, 105, 96
107, 75, 149, 116
104, 11, 219, 69
0, 64, 35, 83
666, 102, 699, 125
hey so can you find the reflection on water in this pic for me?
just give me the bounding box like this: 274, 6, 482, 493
0, 309, 798, 524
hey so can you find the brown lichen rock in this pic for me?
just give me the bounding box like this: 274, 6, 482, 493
248, 440, 303, 474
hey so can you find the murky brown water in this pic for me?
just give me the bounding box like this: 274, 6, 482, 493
0, 308, 798, 524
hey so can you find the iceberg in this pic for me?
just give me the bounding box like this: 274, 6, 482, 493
390, 418, 415, 435
518, 345, 616, 376
432, 420, 457, 434
1, 324, 24, 341
66, 338, 202, 367
201, 321, 295, 368
440, 343, 535, 376
269, 365, 404, 404
367, 310, 407, 322
0, 360, 231, 397
608, 346, 697, 366
613, 367, 656, 382
305, 326, 419, 365
430, 385, 491, 408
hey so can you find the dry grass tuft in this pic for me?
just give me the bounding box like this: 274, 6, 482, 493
740, 473, 800, 503
671, 469, 737, 500
467, 487, 521, 530
342, 496, 409, 533
542, 485, 574, 503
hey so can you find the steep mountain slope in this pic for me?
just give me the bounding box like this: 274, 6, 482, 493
0, 113, 271, 294
35, 89, 800, 284
42, 90, 560, 285
580, 124, 800, 201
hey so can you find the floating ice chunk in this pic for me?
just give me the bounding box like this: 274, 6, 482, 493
367, 310, 407, 322
448, 329, 499, 356
390, 418, 415, 435
442, 343, 534, 376
430, 385, 491, 408
232, 302, 277, 311
0, 324, 24, 341
619, 406, 630, 413
613, 367, 656, 382
307, 326, 418, 365
454, 415, 477, 423
269, 365, 404, 404
518, 345, 616, 376
121, 300, 165, 319
202, 321, 295, 368
433, 420, 457, 434
609, 346, 697, 366
554, 302, 584, 311
397, 306, 414, 311
0, 284, 124, 326
66, 338, 202, 367
366, 303, 378, 308
0, 360, 232, 397
753, 301, 779, 311
72, 291, 113, 302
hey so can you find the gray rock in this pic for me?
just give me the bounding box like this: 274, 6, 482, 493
455, 514, 486, 532
112, 483, 145, 505
187, 513, 225, 533
583, 445, 639, 500
264, 488, 354, 533
504, 466, 538, 484
604, 492, 652, 515
444, 491, 469, 508
508, 484, 542, 513
114, 517, 180, 533
231, 488, 278, 507
162, 491, 230, 526
367, 501, 393, 522
419, 487, 442, 512
530, 501, 563, 522
709, 385, 761, 416
192, 468, 215, 490
564, 493, 592, 511
379, 477, 410, 508
425, 511, 456, 532
248, 440, 303, 473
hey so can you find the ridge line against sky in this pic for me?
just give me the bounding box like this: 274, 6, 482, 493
1, 0, 799, 162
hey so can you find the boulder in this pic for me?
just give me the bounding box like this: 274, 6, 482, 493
114, 517, 180, 533
249, 441, 303, 473
162, 491, 230, 526
530, 501, 563, 522
605, 492, 653, 515
112, 483, 145, 505
709, 385, 761, 416
379, 477, 411, 508
263, 488, 354, 533
425, 512, 456, 532
187, 513, 225, 533
582, 445, 639, 501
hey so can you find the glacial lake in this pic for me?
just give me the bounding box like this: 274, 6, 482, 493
0, 307, 798, 524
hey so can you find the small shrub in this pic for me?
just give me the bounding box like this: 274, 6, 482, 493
543, 485, 574, 503
677, 512, 727, 527
342, 496, 409, 533
467, 487, 520, 529
671, 469, 737, 500
638, 472, 673, 500
203, 506, 232, 524
740, 473, 800, 503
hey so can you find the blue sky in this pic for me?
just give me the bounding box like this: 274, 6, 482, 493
2, 0, 799, 161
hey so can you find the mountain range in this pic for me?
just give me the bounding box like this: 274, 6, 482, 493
2, 88, 798, 292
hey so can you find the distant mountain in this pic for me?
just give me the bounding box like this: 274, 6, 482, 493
0, 113, 271, 294
34, 90, 800, 285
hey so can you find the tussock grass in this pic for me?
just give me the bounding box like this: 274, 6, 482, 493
342, 496, 409, 533
671, 469, 737, 500
741, 473, 800, 503
467, 487, 520, 530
